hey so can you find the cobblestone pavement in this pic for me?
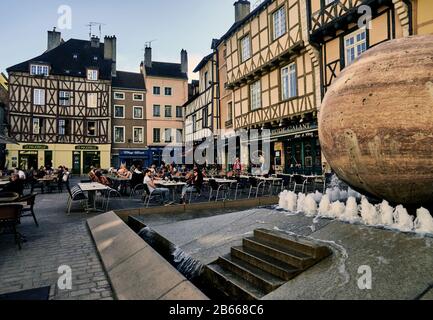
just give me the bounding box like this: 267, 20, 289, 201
0, 178, 142, 300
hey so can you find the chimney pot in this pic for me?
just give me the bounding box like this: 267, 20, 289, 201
91, 36, 100, 48
181, 49, 188, 76
145, 46, 152, 68
234, 0, 251, 23
104, 35, 117, 77
47, 28, 62, 51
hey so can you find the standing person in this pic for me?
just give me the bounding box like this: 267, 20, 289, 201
233, 157, 242, 176
15, 168, 26, 180
143, 169, 171, 205
180, 167, 203, 204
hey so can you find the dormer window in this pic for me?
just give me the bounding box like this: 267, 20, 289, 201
93, 56, 98, 61
73, 54, 78, 59
30, 64, 49, 76
87, 69, 98, 81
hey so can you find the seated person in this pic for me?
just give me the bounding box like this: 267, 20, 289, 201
95, 171, 112, 187
3, 173, 24, 196
180, 168, 203, 204
143, 169, 170, 205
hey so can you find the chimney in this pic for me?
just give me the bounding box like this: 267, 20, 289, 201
91, 36, 100, 48
181, 49, 188, 75
234, 0, 251, 23
104, 36, 117, 77
47, 27, 61, 51
144, 46, 152, 68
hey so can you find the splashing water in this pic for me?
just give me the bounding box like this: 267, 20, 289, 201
304, 194, 318, 217
328, 201, 345, 218
297, 193, 306, 212
340, 196, 360, 223
318, 194, 331, 216
312, 191, 323, 203
393, 205, 414, 232
286, 191, 298, 212
379, 200, 394, 226
326, 188, 341, 203
414, 207, 433, 234
172, 247, 204, 280
348, 187, 362, 200
278, 190, 289, 210
360, 197, 381, 226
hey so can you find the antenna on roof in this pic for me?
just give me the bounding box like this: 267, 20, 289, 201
86, 22, 106, 39
144, 39, 157, 48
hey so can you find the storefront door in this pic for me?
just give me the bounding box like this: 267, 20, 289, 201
19, 151, 38, 170
72, 151, 81, 175
284, 137, 322, 175
44, 151, 53, 170
83, 151, 101, 174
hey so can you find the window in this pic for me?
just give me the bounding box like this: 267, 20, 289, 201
114, 105, 125, 118
114, 92, 125, 100
133, 93, 144, 101
165, 105, 172, 117
32, 118, 41, 134
281, 63, 297, 100
345, 29, 367, 66
240, 35, 251, 62
164, 87, 172, 96
228, 102, 233, 121
153, 105, 161, 117
153, 128, 161, 143
87, 69, 98, 81
202, 107, 209, 128
133, 106, 143, 119
87, 93, 97, 108
30, 64, 49, 76
59, 91, 71, 106
176, 129, 183, 143
114, 126, 125, 143
58, 119, 70, 135
273, 6, 287, 40
153, 86, 161, 95
133, 127, 144, 143
192, 114, 197, 132
204, 72, 209, 89
165, 128, 172, 143
33, 89, 45, 105
250, 80, 262, 110
176, 106, 183, 118
87, 121, 96, 136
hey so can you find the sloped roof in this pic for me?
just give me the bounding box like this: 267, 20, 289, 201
145, 62, 188, 80
113, 71, 146, 91
7, 39, 113, 80
193, 53, 214, 73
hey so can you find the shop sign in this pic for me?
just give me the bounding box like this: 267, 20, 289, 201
120, 150, 147, 157
271, 122, 318, 137
23, 145, 48, 150
287, 131, 317, 141
75, 146, 99, 151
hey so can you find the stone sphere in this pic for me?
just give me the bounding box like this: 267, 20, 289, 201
319, 35, 433, 206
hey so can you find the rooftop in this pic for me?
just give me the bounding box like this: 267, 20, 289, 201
112, 71, 146, 91
145, 61, 188, 80
7, 39, 113, 80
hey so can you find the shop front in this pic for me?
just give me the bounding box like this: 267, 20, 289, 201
116, 149, 149, 168
6, 143, 111, 175
270, 122, 322, 176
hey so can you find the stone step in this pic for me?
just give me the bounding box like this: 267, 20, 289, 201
231, 246, 300, 281
204, 263, 266, 300
217, 254, 286, 293
254, 228, 331, 259
243, 237, 315, 269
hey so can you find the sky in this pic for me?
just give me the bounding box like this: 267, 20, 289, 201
0, 0, 263, 80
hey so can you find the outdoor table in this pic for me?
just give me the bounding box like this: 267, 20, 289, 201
0, 195, 20, 203
78, 182, 110, 212
0, 180, 10, 187
107, 176, 131, 195
155, 180, 187, 202
38, 176, 58, 193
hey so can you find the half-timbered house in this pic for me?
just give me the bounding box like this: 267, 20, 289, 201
216, 0, 322, 174
6, 29, 115, 174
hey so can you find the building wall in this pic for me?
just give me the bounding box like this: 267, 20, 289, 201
111, 88, 147, 152
145, 76, 187, 147
415, 0, 433, 34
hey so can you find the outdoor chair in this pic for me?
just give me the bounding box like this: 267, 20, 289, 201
280, 175, 292, 192
248, 177, 266, 199
142, 184, 163, 208
30, 178, 45, 194
208, 179, 229, 202
0, 203, 24, 249
101, 188, 122, 211
228, 177, 247, 200
66, 185, 88, 215
314, 176, 326, 193
16, 193, 38, 227
269, 179, 283, 195
130, 184, 145, 199
186, 186, 202, 204
293, 175, 307, 193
